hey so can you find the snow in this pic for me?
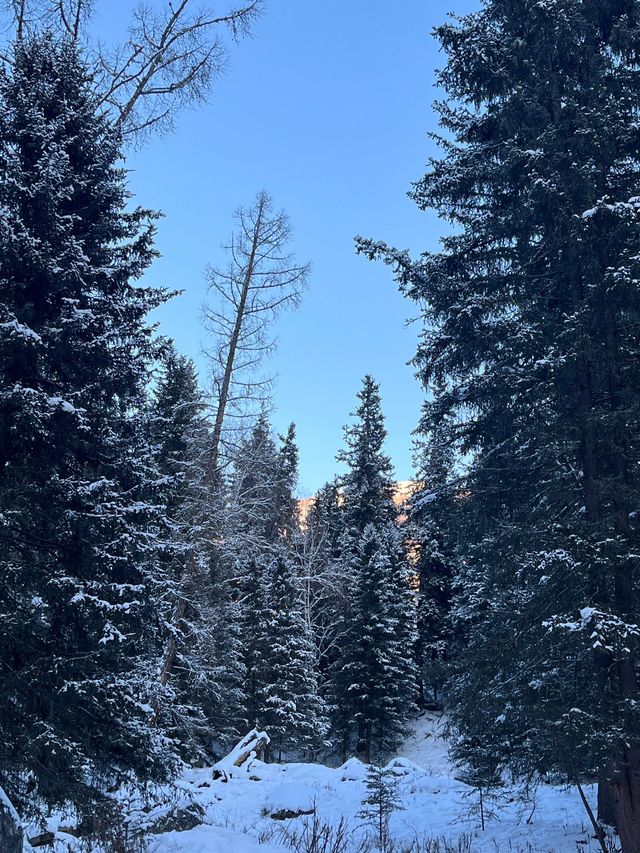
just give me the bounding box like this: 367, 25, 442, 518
45, 715, 605, 852
146, 825, 282, 852
263, 781, 316, 816
212, 729, 270, 781
0, 319, 42, 344
47, 396, 77, 413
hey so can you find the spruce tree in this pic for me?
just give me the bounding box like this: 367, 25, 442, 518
303, 478, 348, 681
410, 425, 456, 707
340, 524, 417, 761
358, 1, 640, 848
260, 553, 328, 760
151, 346, 245, 757
328, 377, 418, 759
238, 555, 272, 734
0, 34, 173, 812
337, 375, 396, 535
357, 763, 404, 852
275, 423, 301, 539
229, 412, 283, 553
233, 416, 327, 757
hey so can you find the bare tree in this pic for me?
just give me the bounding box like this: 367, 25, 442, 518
203, 189, 310, 477
156, 191, 309, 694
0, 0, 262, 141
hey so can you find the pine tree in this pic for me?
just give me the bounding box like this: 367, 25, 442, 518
260, 553, 328, 759
238, 555, 272, 734
357, 763, 404, 852
410, 425, 456, 707
337, 375, 396, 535
340, 524, 417, 761
327, 377, 417, 759
232, 417, 327, 757
0, 34, 173, 812
150, 346, 245, 757
275, 423, 301, 539
358, 1, 640, 848
229, 412, 283, 554
152, 346, 203, 499
303, 478, 348, 681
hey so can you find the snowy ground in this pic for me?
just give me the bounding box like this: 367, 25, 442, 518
40, 714, 609, 852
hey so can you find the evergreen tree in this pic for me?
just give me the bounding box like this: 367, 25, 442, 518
232, 417, 327, 757
0, 34, 173, 812
340, 524, 418, 761
230, 412, 284, 553
275, 423, 301, 539
358, 1, 640, 847
357, 763, 404, 853
238, 555, 272, 734
152, 346, 202, 497
260, 553, 328, 759
151, 346, 245, 758
337, 375, 396, 535
303, 478, 348, 681
410, 425, 456, 707
327, 377, 417, 759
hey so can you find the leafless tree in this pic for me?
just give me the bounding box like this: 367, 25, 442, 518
202, 190, 310, 477
156, 192, 308, 693
0, 0, 262, 141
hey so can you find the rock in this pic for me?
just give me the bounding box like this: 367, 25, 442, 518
147, 802, 206, 835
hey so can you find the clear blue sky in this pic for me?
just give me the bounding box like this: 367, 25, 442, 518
107, 0, 477, 495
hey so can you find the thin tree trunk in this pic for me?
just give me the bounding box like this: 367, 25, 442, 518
207, 196, 264, 482
576, 780, 608, 853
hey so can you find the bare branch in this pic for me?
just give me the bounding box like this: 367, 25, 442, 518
0, 0, 263, 143
202, 191, 309, 477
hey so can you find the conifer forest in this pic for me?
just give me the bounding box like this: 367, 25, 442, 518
1, 1, 640, 852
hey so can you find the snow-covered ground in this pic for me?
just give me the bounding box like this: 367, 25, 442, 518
41, 714, 607, 852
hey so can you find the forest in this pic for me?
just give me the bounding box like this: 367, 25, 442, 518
0, 1, 639, 852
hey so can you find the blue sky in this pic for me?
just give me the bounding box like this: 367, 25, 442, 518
109, 0, 477, 495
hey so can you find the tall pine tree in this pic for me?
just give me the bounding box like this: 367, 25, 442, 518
359, 2, 640, 848
329, 377, 417, 759
151, 346, 245, 758
0, 34, 173, 812
341, 524, 417, 761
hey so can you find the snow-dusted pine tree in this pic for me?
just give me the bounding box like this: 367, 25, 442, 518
150, 346, 245, 758
0, 34, 174, 812
327, 377, 417, 759
302, 478, 349, 682
358, 1, 640, 848
227, 415, 328, 757
409, 424, 456, 707
337, 375, 397, 536
340, 524, 417, 761
260, 553, 329, 760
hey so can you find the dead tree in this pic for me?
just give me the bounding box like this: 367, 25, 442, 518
157, 191, 309, 692
203, 189, 309, 477
1, 0, 262, 141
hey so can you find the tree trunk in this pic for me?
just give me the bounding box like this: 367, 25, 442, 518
613, 747, 640, 853
207, 197, 264, 482
597, 774, 617, 828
